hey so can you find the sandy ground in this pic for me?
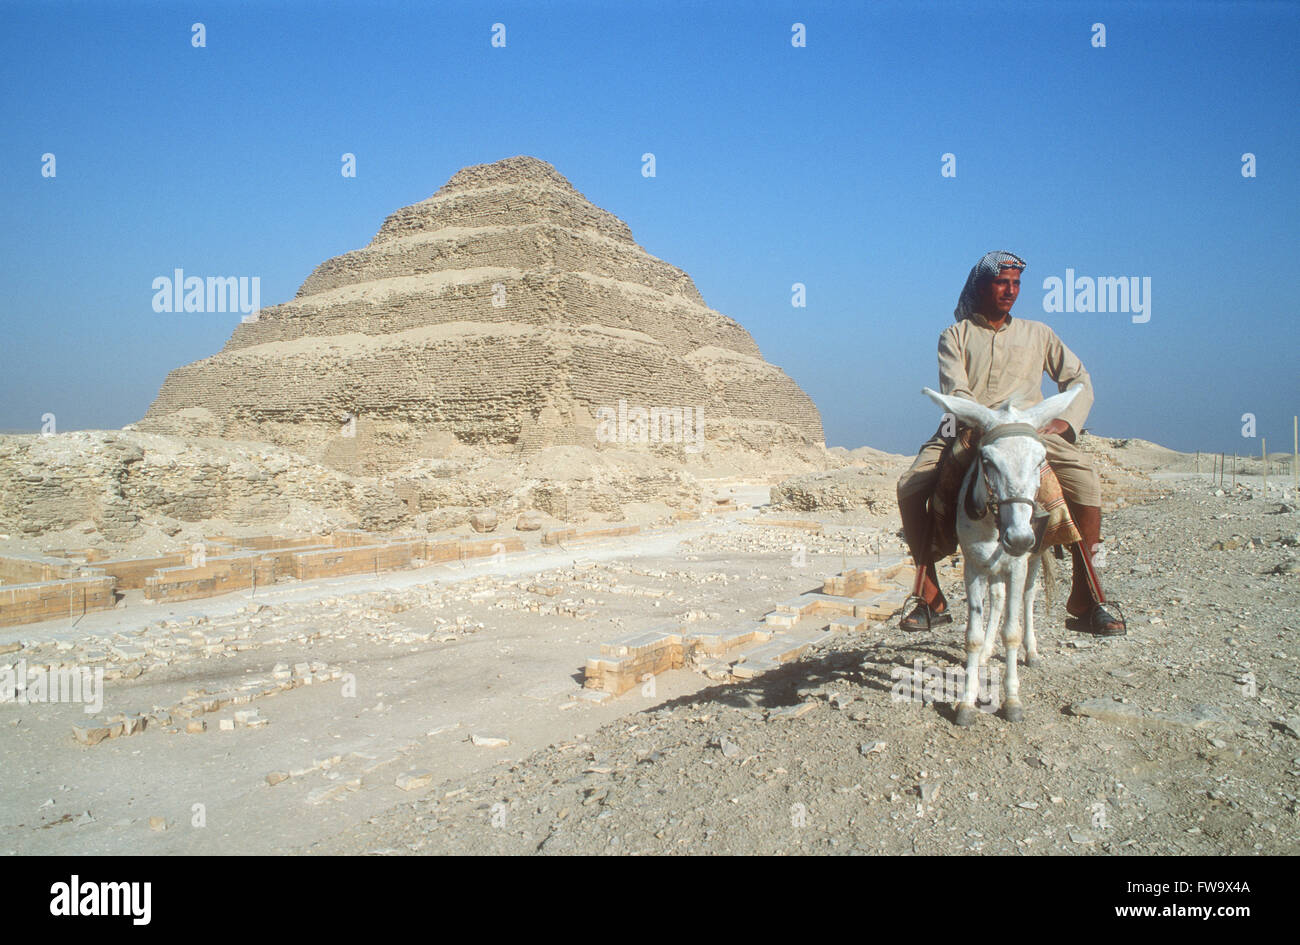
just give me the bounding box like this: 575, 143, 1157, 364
3, 484, 893, 854
3, 474, 1297, 855
307, 473, 1299, 856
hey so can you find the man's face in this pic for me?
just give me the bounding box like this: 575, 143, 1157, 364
979, 267, 1022, 319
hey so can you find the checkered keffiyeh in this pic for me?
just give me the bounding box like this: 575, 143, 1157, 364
954, 250, 1027, 321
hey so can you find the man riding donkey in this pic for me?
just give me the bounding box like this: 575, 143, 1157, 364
896, 250, 1127, 635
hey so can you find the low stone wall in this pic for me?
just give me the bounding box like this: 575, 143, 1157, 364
144, 553, 275, 603
822, 567, 885, 598
291, 540, 427, 582
0, 575, 116, 626
459, 537, 525, 559
3, 525, 548, 617
231, 535, 327, 552
542, 525, 640, 546
0, 554, 84, 585
426, 539, 462, 564
40, 547, 112, 563
93, 553, 191, 590
330, 530, 379, 548
584, 624, 687, 695
583, 563, 916, 694
256, 545, 332, 576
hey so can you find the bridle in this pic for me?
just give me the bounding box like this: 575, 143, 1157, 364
964, 422, 1042, 522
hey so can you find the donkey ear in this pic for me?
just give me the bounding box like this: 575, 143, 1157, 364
922, 388, 999, 432
1020, 385, 1082, 431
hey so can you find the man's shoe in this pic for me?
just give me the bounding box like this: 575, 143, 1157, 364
1065, 602, 1127, 636
900, 597, 953, 632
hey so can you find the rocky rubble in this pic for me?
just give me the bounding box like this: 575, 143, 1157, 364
0, 430, 713, 546
312, 476, 1300, 856
769, 465, 903, 514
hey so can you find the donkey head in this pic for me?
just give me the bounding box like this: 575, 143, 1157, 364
922, 386, 1082, 555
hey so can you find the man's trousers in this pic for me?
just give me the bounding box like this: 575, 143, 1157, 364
896, 426, 1101, 508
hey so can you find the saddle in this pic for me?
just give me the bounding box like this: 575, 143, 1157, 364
928, 426, 1081, 560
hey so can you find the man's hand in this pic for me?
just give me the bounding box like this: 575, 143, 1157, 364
1038, 419, 1070, 437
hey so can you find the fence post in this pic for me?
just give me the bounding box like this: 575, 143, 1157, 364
1262, 438, 1267, 495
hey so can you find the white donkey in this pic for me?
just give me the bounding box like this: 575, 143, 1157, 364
921, 385, 1083, 726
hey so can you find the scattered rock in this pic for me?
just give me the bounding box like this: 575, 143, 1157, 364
306, 783, 354, 806
715, 735, 741, 758
395, 771, 434, 792
71, 724, 113, 747
470, 510, 499, 533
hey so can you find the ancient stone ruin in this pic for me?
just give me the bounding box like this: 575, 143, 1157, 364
0, 157, 835, 626
138, 156, 824, 475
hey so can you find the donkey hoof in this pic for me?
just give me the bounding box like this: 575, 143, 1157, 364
1002, 702, 1024, 723
1025, 653, 1042, 668
955, 704, 978, 727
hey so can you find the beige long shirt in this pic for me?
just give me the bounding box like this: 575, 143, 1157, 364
937, 312, 1094, 437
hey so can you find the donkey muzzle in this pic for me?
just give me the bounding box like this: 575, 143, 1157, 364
997, 496, 1038, 555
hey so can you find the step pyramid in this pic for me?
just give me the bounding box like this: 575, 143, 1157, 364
139, 156, 824, 474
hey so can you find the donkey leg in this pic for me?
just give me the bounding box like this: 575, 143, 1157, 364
1002, 562, 1027, 722
1024, 554, 1042, 668
979, 580, 1006, 667
956, 571, 987, 727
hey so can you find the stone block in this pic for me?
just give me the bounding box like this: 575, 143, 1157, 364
72, 724, 114, 746
395, 771, 434, 791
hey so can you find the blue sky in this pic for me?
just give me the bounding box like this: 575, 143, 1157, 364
1, 0, 1296, 455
